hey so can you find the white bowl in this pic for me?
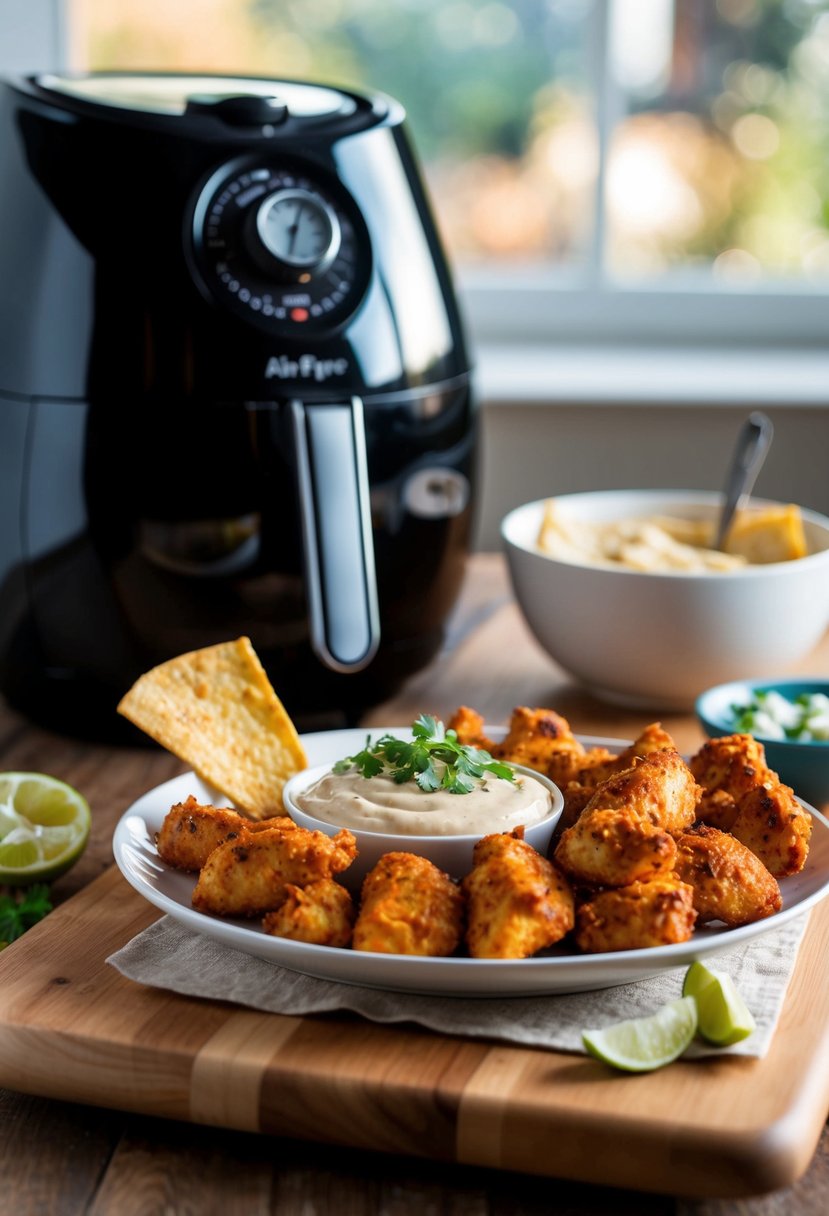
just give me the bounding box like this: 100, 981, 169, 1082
283, 761, 563, 891
502, 490, 829, 711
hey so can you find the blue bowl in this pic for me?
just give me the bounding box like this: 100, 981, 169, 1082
696, 678, 829, 809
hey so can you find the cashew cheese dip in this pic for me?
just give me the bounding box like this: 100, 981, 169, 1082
294, 766, 553, 836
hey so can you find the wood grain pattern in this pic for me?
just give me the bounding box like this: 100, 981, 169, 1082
0, 864, 827, 1200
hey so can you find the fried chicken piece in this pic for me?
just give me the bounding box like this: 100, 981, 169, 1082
571, 723, 679, 789
674, 824, 782, 926
575, 876, 697, 953
554, 805, 677, 887
554, 752, 698, 887
690, 734, 769, 830
156, 795, 274, 872
697, 788, 741, 832
446, 705, 494, 751
191, 825, 357, 918
352, 852, 464, 956
490, 705, 588, 787
262, 879, 355, 947
463, 828, 575, 959
731, 780, 812, 877
557, 725, 683, 837
585, 750, 700, 835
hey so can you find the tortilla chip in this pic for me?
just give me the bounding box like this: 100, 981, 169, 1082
117, 637, 307, 818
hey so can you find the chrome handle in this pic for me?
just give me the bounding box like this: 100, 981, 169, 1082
290, 398, 380, 673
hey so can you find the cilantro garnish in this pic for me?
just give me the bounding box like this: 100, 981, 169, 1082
0, 883, 52, 949
332, 714, 517, 795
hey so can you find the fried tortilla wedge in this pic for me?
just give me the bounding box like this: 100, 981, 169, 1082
117, 637, 307, 818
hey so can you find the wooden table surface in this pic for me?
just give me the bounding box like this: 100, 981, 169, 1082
1, 552, 827, 1216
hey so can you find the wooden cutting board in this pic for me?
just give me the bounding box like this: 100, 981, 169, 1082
1, 866, 828, 1200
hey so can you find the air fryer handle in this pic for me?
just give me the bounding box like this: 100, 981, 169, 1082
290, 398, 380, 673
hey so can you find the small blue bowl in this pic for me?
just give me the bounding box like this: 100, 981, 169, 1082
696, 678, 829, 809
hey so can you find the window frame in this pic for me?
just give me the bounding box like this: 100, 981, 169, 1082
12, 1, 829, 363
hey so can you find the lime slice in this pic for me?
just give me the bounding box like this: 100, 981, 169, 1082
582, 996, 698, 1072
682, 962, 756, 1046
0, 772, 91, 885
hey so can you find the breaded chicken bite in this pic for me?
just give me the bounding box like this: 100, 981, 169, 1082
554, 805, 677, 887
584, 750, 700, 836
731, 780, 812, 877
262, 879, 355, 947
446, 706, 494, 751
352, 852, 464, 956
192, 825, 357, 918
674, 824, 782, 926
463, 828, 575, 959
554, 752, 698, 888
575, 877, 697, 953
689, 732, 768, 792
156, 795, 274, 872
491, 706, 588, 788
570, 723, 679, 789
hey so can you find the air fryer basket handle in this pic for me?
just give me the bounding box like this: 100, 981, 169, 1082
290, 398, 380, 673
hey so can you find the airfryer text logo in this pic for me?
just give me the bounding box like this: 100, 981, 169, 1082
265, 354, 349, 382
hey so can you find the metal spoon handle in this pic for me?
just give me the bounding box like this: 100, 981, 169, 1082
715, 411, 774, 550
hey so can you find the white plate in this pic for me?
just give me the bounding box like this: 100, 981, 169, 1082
112, 728, 829, 997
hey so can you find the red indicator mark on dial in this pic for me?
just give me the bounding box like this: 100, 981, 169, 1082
290, 307, 309, 322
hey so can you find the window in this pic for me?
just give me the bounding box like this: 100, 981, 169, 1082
58, 1, 829, 349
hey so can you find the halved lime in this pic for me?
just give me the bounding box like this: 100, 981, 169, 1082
683, 961, 756, 1046
0, 772, 91, 885
582, 996, 698, 1072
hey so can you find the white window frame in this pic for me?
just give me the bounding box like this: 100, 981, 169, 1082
462, 0, 829, 353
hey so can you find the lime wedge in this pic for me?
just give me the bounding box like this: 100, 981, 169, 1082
682, 959, 718, 1001
582, 996, 698, 1072
682, 962, 756, 1046
0, 772, 91, 885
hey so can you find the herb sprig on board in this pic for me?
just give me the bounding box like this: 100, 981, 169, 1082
0, 883, 52, 949
333, 714, 516, 795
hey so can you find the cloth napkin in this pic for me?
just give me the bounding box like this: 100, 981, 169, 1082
108, 911, 809, 1059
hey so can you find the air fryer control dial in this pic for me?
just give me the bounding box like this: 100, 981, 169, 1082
254, 188, 341, 271
190, 162, 370, 333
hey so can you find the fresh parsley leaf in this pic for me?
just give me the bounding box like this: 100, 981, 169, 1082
0, 883, 52, 945
413, 713, 443, 742
332, 718, 517, 794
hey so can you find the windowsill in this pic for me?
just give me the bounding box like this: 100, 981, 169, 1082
474, 343, 829, 408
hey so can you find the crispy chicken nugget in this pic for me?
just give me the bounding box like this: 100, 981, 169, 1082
491, 706, 589, 788
262, 879, 355, 948
575, 876, 697, 953
570, 722, 679, 789
554, 752, 698, 887
731, 780, 812, 877
446, 706, 494, 751
583, 750, 700, 835
191, 824, 357, 918
352, 852, 464, 956
689, 733, 769, 830
674, 824, 782, 926
463, 828, 575, 959
555, 805, 677, 888
156, 795, 274, 872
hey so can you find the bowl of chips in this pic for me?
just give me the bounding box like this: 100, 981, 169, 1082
502, 490, 829, 711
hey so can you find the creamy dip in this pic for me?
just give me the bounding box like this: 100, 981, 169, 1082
295, 767, 553, 836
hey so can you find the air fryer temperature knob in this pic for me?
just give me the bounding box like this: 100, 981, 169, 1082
190, 161, 371, 333
252, 187, 341, 275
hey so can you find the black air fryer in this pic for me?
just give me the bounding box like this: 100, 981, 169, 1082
0, 73, 475, 737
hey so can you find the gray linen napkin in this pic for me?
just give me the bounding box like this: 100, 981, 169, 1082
108, 911, 809, 1059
